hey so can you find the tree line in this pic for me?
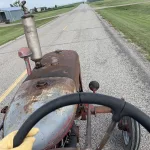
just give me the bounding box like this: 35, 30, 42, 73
87, 0, 102, 2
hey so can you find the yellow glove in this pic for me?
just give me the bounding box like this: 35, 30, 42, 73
0, 128, 39, 150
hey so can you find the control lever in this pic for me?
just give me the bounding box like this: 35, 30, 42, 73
89, 81, 116, 150
18, 47, 32, 75
97, 121, 116, 150
84, 81, 100, 149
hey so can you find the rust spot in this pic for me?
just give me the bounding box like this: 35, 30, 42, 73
24, 96, 38, 113
15, 77, 77, 114
25, 50, 82, 91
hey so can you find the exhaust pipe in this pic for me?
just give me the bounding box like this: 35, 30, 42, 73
21, 1, 42, 68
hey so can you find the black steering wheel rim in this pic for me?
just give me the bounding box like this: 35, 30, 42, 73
13, 92, 150, 148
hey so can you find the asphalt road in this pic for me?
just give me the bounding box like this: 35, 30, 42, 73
1, 4, 150, 150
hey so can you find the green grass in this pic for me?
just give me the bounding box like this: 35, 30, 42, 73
0, 17, 55, 46
90, 0, 150, 7
97, 3, 150, 59
0, 2, 80, 45
34, 6, 76, 20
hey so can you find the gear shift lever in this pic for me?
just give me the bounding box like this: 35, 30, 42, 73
89, 81, 100, 93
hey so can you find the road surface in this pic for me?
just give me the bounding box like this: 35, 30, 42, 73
0, 4, 150, 150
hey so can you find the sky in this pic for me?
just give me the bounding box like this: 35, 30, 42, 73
0, 0, 83, 9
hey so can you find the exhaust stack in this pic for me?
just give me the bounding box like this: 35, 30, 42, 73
21, 1, 42, 68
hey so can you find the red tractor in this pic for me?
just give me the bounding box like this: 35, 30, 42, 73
1, 1, 149, 150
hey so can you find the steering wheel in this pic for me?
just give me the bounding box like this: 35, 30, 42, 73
13, 93, 150, 148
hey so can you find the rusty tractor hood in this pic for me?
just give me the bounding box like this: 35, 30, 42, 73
4, 77, 77, 150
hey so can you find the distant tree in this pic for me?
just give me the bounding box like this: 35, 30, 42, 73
55, 5, 57, 8
10, 0, 21, 7
34, 7, 38, 12
87, 0, 102, 2
10, 4, 14, 7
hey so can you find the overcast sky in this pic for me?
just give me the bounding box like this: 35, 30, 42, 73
0, 0, 83, 9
